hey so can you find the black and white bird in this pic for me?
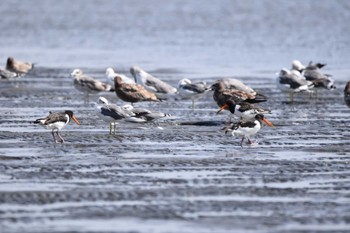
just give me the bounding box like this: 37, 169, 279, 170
130, 66, 177, 95
303, 62, 336, 90
6, 57, 34, 77
277, 68, 314, 101
34, 110, 80, 143
105, 67, 135, 85
95, 97, 135, 134
217, 99, 270, 122
224, 114, 273, 148
344, 81, 350, 108
177, 78, 210, 109
122, 104, 170, 123
71, 69, 113, 103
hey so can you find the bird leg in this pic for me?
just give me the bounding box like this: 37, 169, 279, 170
247, 137, 254, 144
113, 122, 117, 134
56, 130, 65, 143
240, 137, 245, 148
109, 123, 112, 135
51, 129, 58, 143
191, 99, 195, 109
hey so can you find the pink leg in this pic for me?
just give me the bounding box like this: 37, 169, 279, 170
240, 137, 245, 148
52, 129, 58, 143
56, 130, 65, 143
247, 137, 254, 144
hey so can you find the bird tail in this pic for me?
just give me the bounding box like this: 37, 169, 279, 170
252, 92, 268, 103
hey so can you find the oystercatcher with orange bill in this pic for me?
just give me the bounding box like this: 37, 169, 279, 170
224, 114, 273, 148
217, 99, 270, 121
34, 110, 80, 143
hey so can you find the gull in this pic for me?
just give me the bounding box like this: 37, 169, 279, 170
130, 66, 177, 95
122, 104, 170, 123
105, 67, 135, 85
0, 68, 18, 79
6, 57, 34, 77
177, 78, 210, 109
114, 75, 161, 104
303, 62, 336, 90
71, 69, 113, 103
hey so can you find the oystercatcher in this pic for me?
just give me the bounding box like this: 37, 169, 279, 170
34, 110, 80, 143
224, 114, 273, 148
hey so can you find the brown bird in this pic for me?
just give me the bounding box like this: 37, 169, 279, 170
114, 75, 161, 103
344, 81, 350, 108
71, 69, 112, 103
6, 57, 34, 76
211, 81, 267, 107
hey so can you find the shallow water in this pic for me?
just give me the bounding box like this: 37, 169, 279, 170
1, 1, 350, 233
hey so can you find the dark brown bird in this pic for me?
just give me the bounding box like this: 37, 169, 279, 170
344, 81, 350, 108
6, 57, 34, 76
211, 81, 267, 107
114, 75, 161, 103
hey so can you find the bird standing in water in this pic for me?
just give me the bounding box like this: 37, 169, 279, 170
34, 110, 80, 143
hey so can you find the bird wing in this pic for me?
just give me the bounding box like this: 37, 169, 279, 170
75, 76, 111, 92
182, 83, 208, 94
100, 105, 129, 119
42, 112, 67, 125
120, 83, 158, 100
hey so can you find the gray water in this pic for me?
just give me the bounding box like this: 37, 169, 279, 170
1, 1, 350, 233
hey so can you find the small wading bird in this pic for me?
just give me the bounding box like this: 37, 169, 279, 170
177, 78, 210, 109
114, 75, 162, 104
217, 99, 270, 122
130, 66, 177, 95
223, 114, 274, 148
71, 69, 113, 103
6, 57, 34, 77
344, 81, 350, 108
211, 80, 267, 107
34, 110, 80, 143
95, 97, 136, 134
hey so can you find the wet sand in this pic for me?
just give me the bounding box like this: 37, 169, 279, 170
0, 67, 349, 233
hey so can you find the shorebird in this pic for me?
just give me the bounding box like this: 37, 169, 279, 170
95, 97, 135, 134
34, 110, 80, 143
105, 67, 135, 85
291, 60, 306, 73
217, 99, 270, 122
303, 62, 336, 90
211, 81, 267, 107
178, 78, 210, 109
71, 69, 113, 103
277, 68, 314, 102
114, 75, 161, 104
224, 114, 273, 148
344, 81, 350, 108
130, 66, 177, 94
122, 104, 170, 123
6, 57, 34, 77
0, 68, 18, 79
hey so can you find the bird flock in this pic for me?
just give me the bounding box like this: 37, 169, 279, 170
1, 57, 348, 147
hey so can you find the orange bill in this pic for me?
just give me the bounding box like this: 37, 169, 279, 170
71, 115, 80, 125
262, 117, 274, 127
216, 103, 229, 114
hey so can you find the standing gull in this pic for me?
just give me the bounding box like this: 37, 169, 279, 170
277, 68, 314, 102
303, 62, 336, 90
105, 67, 135, 85
34, 110, 80, 143
114, 75, 161, 104
178, 78, 210, 109
130, 66, 177, 95
95, 97, 135, 134
71, 69, 113, 103
6, 57, 34, 77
